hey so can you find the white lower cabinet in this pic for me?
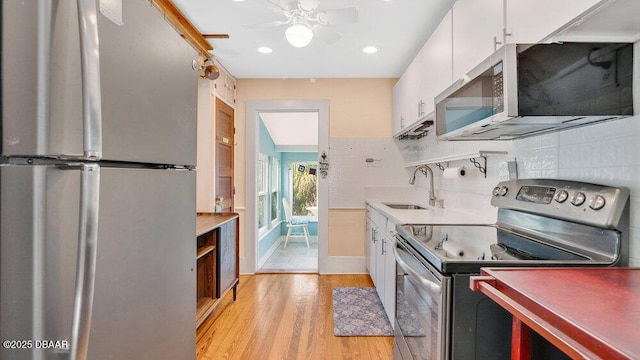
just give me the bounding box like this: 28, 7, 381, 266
366, 205, 397, 326
382, 233, 396, 325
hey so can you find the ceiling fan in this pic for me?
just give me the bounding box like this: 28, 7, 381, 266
244, 0, 358, 48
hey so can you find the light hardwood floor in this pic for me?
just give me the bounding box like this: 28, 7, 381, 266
196, 274, 393, 360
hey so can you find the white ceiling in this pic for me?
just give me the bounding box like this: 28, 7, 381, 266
260, 112, 318, 146
172, 0, 455, 79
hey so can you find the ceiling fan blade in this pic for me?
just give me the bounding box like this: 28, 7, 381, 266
266, 0, 297, 12
318, 7, 358, 25
243, 19, 290, 29
312, 25, 341, 44
298, 0, 319, 12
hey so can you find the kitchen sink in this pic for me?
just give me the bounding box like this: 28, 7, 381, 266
383, 203, 427, 210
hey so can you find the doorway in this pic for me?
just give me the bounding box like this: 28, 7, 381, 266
244, 100, 329, 274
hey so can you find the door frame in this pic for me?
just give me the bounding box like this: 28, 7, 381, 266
245, 100, 329, 274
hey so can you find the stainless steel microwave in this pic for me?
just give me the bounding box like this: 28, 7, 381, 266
435, 43, 634, 140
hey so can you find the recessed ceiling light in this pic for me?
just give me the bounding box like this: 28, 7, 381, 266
231, 0, 245, 2
362, 45, 379, 54
257, 46, 273, 54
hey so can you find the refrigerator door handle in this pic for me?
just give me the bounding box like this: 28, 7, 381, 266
70, 163, 100, 360
77, 0, 103, 160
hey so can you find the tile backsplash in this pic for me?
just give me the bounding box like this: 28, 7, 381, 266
328, 137, 409, 208
398, 116, 640, 266
328, 117, 639, 265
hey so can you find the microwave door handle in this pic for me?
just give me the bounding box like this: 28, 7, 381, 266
77, 0, 103, 159
393, 244, 441, 294
69, 164, 100, 360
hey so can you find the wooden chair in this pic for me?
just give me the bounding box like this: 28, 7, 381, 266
282, 197, 310, 249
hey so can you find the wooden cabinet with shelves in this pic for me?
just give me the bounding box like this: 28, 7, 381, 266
196, 213, 239, 327
196, 230, 216, 322
196, 64, 236, 213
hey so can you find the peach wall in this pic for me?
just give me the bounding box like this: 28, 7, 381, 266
235, 78, 396, 259
328, 209, 367, 256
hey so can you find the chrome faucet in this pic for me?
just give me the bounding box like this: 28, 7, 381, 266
409, 165, 437, 207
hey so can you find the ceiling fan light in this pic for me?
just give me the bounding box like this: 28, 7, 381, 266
285, 24, 313, 47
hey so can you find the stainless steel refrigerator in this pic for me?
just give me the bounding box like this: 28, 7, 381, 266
2, 1, 197, 359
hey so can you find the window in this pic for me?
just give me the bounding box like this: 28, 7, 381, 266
270, 158, 280, 224
258, 154, 268, 231
292, 162, 318, 216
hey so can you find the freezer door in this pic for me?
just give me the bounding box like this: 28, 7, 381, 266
2, 1, 197, 165
1, 165, 196, 360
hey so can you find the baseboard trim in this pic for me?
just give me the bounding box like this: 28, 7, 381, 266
242, 255, 367, 275
257, 237, 283, 269
320, 256, 367, 274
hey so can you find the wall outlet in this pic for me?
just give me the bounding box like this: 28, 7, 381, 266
498, 160, 518, 180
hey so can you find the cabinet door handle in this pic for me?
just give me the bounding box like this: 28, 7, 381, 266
381, 238, 386, 255
494, 36, 502, 51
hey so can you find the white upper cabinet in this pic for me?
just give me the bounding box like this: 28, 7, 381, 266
393, 10, 452, 137
548, 0, 640, 43
420, 10, 453, 119
212, 61, 236, 108
505, 0, 604, 43
393, 0, 615, 141
392, 47, 428, 137
392, 68, 413, 136
451, 0, 607, 82
452, 0, 503, 82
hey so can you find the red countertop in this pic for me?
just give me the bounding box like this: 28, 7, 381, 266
470, 267, 640, 360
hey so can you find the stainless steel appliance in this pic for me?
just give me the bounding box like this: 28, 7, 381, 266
393, 179, 630, 360
2, 1, 197, 359
435, 43, 635, 140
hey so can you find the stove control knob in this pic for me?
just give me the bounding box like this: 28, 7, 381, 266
554, 190, 569, 203
492, 186, 501, 197
499, 186, 509, 196
589, 195, 606, 210
570, 192, 586, 206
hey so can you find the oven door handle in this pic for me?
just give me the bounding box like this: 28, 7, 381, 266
393, 243, 441, 294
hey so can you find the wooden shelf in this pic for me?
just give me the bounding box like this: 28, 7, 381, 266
196, 297, 215, 327
196, 245, 215, 260
195, 213, 240, 328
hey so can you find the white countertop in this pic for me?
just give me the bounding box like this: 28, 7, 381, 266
366, 199, 494, 225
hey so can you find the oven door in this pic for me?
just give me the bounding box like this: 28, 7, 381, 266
394, 238, 450, 360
